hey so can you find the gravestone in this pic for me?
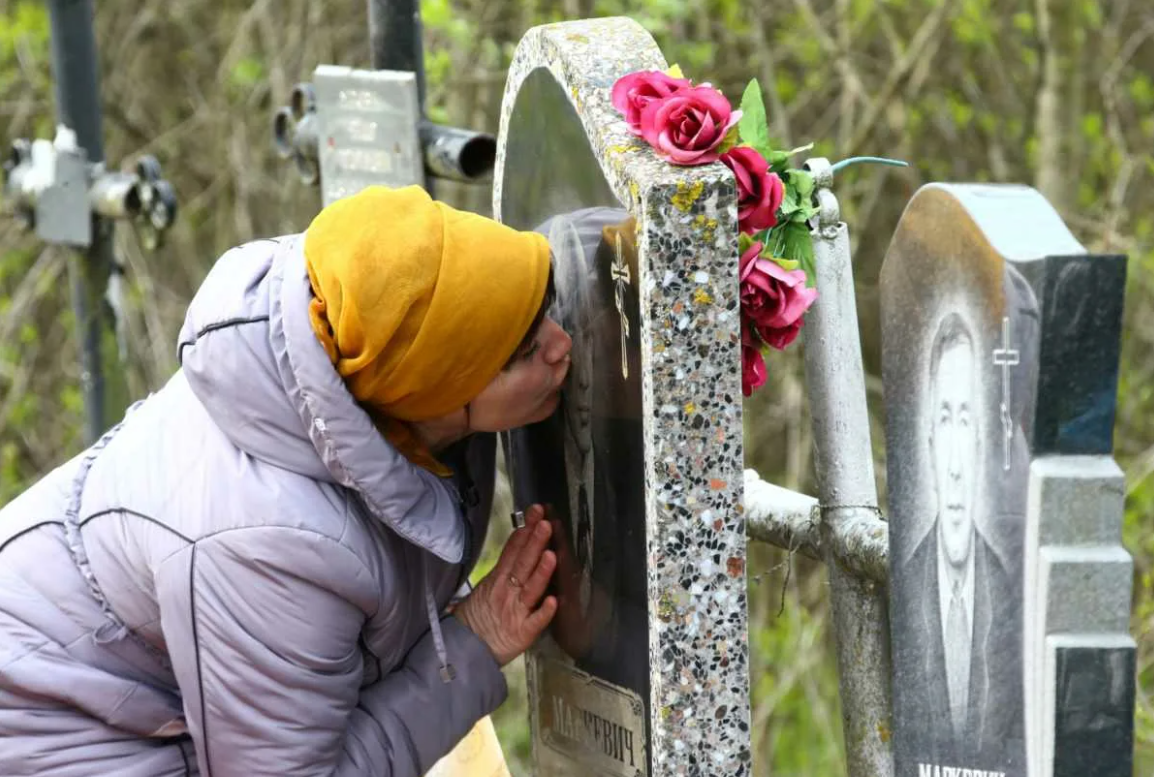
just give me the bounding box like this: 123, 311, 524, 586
493, 17, 751, 777
880, 183, 1135, 777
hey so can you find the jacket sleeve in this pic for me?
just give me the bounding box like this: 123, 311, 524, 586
155, 525, 508, 777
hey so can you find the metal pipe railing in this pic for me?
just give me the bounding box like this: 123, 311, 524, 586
798, 157, 895, 777
743, 470, 889, 585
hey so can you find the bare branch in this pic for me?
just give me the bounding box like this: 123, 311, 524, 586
752, 17, 792, 147
790, 0, 867, 119
1032, 0, 1063, 208
844, 0, 956, 157
836, 0, 853, 150
0, 248, 64, 351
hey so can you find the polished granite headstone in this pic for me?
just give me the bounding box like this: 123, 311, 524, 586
880, 184, 1134, 777
494, 17, 749, 777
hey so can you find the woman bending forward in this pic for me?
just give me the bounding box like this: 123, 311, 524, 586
0, 186, 571, 776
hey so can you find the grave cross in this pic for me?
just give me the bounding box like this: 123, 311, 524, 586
611, 232, 632, 379
1, 0, 177, 444
272, 0, 498, 200
994, 314, 1020, 471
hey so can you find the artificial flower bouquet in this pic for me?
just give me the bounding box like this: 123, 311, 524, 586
610, 67, 821, 397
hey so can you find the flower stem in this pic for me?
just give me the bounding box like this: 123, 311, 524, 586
829, 156, 910, 173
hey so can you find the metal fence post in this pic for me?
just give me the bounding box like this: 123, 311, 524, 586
801, 158, 894, 777
47, 0, 125, 444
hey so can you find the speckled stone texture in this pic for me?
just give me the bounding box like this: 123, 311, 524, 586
495, 17, 751, 776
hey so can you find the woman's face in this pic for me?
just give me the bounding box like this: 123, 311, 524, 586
469, 316, 572, 431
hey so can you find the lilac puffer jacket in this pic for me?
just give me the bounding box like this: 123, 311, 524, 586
0, 235, 506, 776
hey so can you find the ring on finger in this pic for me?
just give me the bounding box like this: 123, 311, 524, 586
508, 573, 522, 588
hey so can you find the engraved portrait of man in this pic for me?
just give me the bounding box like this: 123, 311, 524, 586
545, 211, 599, 615
505, 206, 647, 692
881, 186, 1051, 777
901, 310, 1023, 770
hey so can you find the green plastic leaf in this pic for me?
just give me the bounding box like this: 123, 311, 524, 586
764, 224, 785, 257
777, 170, 818, 223
791, 170, 815, 199
738, 79, 773, 157
766, 221, 816, 286
767, 144, 816, 174
738, 232, 755, 255
793, 204, 820, 223
778, 184, 802, 219
665, 63, 686, 80
766, 150, 792, 174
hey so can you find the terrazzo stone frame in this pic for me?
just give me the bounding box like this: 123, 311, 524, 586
494, 17, 751, 776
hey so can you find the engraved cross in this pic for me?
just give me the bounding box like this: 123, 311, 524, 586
611, 232, 632, 379
993, 315, 1020, 471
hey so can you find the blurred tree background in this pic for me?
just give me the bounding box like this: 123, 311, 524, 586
0, 0, 1151, 774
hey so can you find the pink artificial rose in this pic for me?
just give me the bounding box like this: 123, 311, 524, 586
741, 328, 768, 397
611, 70, 692, 137
639, 86, 742, 166
739, 241, 818, 351
721, 147, 785, 234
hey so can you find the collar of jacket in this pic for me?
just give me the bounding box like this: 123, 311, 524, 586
268, 237, 467, 563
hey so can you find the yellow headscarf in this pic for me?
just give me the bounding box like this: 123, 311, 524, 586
304, 185, 551, 474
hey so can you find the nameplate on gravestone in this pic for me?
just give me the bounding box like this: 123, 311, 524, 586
313, 65, 424, 206
536, 658, 646, 777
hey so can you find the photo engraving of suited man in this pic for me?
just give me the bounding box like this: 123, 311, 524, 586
503, 207, 648, 691
902, 309, 1022, 771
